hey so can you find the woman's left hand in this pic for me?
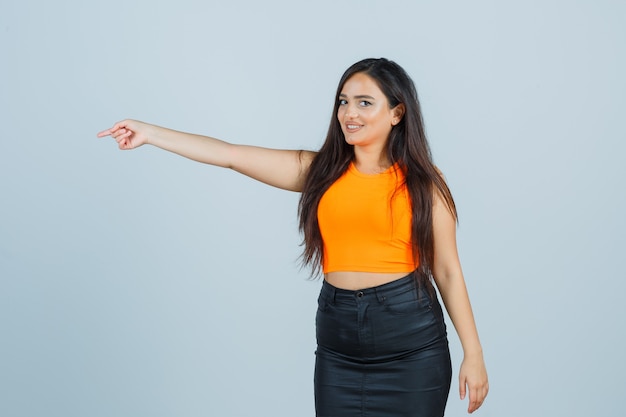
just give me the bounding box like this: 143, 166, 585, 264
459, 353, 489, 413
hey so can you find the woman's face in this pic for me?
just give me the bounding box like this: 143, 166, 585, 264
337, 72, 400, 149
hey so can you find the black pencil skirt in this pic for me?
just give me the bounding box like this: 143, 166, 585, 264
314, 274, 452, 417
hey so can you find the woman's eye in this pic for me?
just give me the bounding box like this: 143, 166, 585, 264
339, 99, 347, 105
360, 100, 372, 107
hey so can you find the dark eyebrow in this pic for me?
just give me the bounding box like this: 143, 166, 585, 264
338, 93, 376, 100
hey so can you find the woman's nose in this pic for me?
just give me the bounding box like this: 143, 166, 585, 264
345, 104, 358, 118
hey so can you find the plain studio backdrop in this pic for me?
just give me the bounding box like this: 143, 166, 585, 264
1, 1, 624, 416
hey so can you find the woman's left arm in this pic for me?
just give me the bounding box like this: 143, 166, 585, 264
431, 190, 489, 414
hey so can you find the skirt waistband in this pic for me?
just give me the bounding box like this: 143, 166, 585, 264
320, 272, 427, 304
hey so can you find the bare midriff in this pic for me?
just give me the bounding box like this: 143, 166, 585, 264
324, 271, 411, 291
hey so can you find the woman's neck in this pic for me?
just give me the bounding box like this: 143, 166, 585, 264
353, 148, 391, 174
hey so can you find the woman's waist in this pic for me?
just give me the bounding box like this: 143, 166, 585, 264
324, 271, 413, 291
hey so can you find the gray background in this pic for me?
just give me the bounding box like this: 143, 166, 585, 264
1, 0, 624, 416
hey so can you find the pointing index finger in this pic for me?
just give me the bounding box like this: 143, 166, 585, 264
96, 128, 113, 138
97, 121, 125, 138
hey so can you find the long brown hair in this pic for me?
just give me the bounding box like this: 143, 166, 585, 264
298, 58, 456, 288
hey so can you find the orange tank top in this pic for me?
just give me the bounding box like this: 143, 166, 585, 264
317, 162, 418, 274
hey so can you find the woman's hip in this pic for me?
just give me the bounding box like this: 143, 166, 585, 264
315, 274, 449, 359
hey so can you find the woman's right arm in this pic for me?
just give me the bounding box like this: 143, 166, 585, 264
97, 119, 316, 192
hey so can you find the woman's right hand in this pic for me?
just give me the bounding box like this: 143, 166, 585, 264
97, 119, 153, 150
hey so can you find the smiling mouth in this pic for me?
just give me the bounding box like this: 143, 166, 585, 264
346, 124, 362, 131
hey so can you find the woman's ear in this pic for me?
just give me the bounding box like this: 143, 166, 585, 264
391, 103, 405, 125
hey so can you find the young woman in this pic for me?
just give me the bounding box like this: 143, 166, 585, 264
98, 58, 488, 416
